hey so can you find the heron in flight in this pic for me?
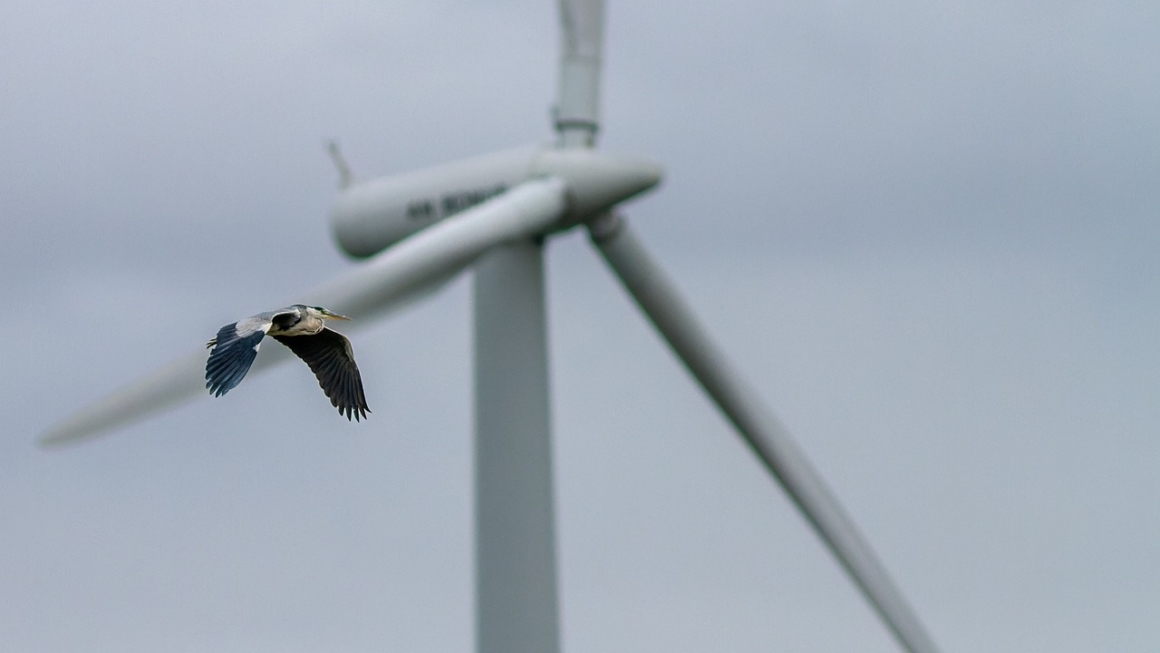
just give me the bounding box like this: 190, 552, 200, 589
205, 305, 370, 421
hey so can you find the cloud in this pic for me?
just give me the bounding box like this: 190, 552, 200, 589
2, 0, 1158, 651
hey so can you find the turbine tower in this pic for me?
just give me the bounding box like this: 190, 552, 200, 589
42, 1, 942, 652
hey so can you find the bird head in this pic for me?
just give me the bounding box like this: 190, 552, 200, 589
311, 306, 351, 321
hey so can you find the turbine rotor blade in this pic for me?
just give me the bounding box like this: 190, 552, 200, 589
41, 178, 568, 447
555, 0, 604, 147
308, 177, 566, 319
587, 213, 941, 653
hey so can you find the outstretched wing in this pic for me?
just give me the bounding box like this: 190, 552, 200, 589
274, 328, 370, 421
205, 315, 275, 397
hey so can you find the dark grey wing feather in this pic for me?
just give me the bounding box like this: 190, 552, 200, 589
205, 317, 272, 397
273, 328, 370, 421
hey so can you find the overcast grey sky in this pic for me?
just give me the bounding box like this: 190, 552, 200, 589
2, 1, 1159, 651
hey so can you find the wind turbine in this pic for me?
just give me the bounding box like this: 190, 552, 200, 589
42, 1, 942, 652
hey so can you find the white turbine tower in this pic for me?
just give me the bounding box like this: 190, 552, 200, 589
42, 1, 942, 652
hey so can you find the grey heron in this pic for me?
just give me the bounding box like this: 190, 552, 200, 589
205, 304, 370, 421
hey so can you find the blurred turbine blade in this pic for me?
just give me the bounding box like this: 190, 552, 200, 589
40, 177, 569, 447
587, 213, 941, 653
555, 0, 604, 147
305, 177, 566, 319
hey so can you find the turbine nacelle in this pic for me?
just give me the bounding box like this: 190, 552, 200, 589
330, 145, 662, 258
